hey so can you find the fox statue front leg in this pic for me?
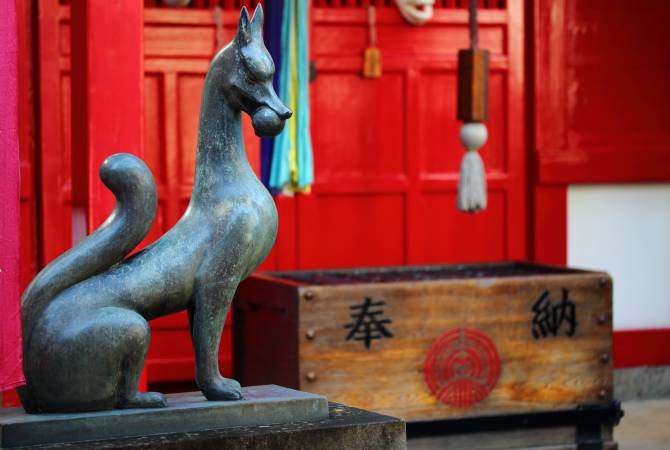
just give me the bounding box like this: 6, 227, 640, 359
191, 279, 242, 401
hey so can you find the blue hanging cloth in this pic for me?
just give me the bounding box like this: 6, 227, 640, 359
295, 0, 314, 190
268, 0, 314, 194
260, 0, 283, 189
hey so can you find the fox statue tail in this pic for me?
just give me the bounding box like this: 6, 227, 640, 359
18, 153, 157, 412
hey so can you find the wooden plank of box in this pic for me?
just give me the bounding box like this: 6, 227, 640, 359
233, 262, 613, 422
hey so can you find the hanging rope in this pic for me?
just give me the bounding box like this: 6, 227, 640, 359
456, 0, 489, 213
363, 5, 382, 78
469, 0, 478, 49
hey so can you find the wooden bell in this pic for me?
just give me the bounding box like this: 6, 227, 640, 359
457, 48, 489, 122
456, 48, 490, 213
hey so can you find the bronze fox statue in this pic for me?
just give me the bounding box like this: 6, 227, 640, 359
19, 5, 290, 413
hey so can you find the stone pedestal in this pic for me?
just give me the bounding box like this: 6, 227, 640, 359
0, 386, 406, 449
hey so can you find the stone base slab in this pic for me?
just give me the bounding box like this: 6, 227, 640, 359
0, 385, 329, 448
3, 402, 405, 449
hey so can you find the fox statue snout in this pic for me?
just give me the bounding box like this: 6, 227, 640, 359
252, 103, 292, 137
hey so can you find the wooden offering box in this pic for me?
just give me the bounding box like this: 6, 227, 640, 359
233, 263, 613, 422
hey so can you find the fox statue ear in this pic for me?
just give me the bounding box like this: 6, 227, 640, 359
250, 4, 264, 42
237, 6, 252, 44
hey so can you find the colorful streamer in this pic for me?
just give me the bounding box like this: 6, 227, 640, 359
267, 0, 313, 194
260, 0, 282, 189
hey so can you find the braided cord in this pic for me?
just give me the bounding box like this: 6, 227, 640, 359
469, 0, 478, 49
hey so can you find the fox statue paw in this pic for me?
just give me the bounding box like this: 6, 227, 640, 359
120, 392, 168, 409
200, 377, 243, 401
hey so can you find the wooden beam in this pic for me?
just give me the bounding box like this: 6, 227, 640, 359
70, 0, 144, 237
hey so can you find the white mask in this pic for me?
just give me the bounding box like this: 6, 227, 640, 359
396, 0, 435, 25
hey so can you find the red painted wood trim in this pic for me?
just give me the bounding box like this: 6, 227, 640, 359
311, 7, 508, 25
37, 0, 68, 266
505, 0, 527, 260
614, 329, 670, 369
532, 0, 670, 185
70, 0, 145, 233
531, 185, 566, 266
0, 0, 25, 392
539, 149, 670, 184
530, 0, 567, 267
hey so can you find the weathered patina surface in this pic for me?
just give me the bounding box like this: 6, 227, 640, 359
19, 5, 290, 413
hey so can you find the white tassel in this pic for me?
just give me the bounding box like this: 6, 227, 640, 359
457, 122, 488, 213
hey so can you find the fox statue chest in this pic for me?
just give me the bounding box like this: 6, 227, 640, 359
197, 172, 279, 276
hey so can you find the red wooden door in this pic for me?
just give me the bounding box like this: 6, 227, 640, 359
290, 0, 526, 270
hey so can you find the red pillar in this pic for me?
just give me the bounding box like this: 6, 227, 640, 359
70, 0, 145, 237
0, 0, 25, 392
70, 0, 147, 389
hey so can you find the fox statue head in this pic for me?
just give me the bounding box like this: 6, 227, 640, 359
212, 5, 292, 137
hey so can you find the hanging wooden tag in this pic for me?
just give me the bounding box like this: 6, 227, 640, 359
457, 48, 489, 122
363, 5, 382, 78
363, 47, 382, 79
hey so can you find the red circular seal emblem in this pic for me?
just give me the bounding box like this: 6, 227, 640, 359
424, 327, 500, 408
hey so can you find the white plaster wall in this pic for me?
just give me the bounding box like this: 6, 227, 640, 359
568, 184, 670, 330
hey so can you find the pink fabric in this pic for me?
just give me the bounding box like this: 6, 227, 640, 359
0, 0, 25, 392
